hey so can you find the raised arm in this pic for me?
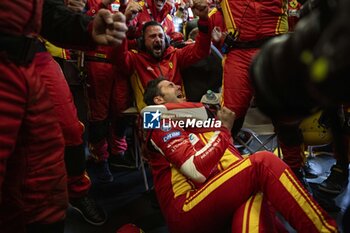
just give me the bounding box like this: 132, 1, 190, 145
176, 0, 212, 68
41, 0, 127, 49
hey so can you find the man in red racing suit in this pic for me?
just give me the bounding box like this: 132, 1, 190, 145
0, 0, 127, 232
141, 78, 337, 233
71, 0, 134, 180
220, 0, 289, 134
114, 0, 211, 112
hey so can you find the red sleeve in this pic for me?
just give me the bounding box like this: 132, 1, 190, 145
113, 39, 135, 76
176, 18, 212, 69
86, 0, 106, 16
150, 124, 231, 183
209, 8, 226, 50
164, 16, 175, 36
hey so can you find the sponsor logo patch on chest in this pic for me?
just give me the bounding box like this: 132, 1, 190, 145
188, 133, 199, 145
163, 131, 181, 142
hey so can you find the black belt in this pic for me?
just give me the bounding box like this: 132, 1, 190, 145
0, 33, 39, 66
35, 40, 47, 53
231, 36, 275, 49
84, 55, 112, 64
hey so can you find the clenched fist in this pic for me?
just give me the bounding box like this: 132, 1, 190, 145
191, 0, 208, 20
92, 9, 128, 46
217, 107, 235, 130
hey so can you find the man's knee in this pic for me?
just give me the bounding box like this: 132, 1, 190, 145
250, 151, 287, 172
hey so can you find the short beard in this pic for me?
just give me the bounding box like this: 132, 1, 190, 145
147, 48, 163, 60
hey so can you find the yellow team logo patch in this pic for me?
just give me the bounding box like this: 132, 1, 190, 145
94, 53, 107, 58
169, 62, 173, 69
289, 0, 298, 9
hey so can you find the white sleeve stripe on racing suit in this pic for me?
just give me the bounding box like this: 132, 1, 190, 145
151, 139, 165, 156
151, 131, 221, 183
151, 136, 206, 182
180, 156, 206, 183
194, 131, 220, 158
180, 131, 220, 183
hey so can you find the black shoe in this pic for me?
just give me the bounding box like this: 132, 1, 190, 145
70, 196, 107, 226
313, 189, 341, 213
318, 164, 349, 195
109, 152, 136, 169
292, 168, 313, 195
95, 160, 114, 183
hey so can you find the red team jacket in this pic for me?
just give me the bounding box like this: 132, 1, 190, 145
115, 19, 212, 111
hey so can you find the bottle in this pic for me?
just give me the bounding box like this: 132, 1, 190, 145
201, 90, 221, 113
201, 90, 220, 105
204, 90, 218, 105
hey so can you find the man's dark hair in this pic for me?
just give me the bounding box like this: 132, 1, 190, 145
143, 77, 167, 105
142, 21, 164, 37
138, 21, 165, 51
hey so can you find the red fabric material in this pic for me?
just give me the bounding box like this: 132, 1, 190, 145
151, 123, 232, 180
146, 102, 336, 233
116, 223, 144, 233
222, 48, 257, 118
115, 24, 211, 111
208, 8, 226, 51
0, 56, 67, 231
147, 146, 337, 233
164, 102, 204, 110
86, 61, 115, 121
35, 52, 84, 146
85, 0, 104, 16
86, 60, 131, 120
110, 135, 128, 155
89, 139, 109, 161
223, 0, 287, 41
171, 31, 184, 42
279, 140, 304, 169
117, 28, 211, 82
231, 193, 279, 233
221, 0, 288, 119
0, 0, 42, 36
36, 52, 91, 201
84, 0, 131, 156
84, 18, 132, 117
111, 69, 132, 115
67, 172, 91, 199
